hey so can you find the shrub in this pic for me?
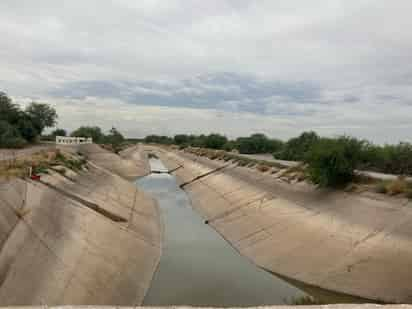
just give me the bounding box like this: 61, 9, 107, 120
0, 121, 26, 148
386, 178, 409, 195
275, 131, 319, 161
305, 136, 362, 187
375, 182, 388, 194
203, 134, 228, 149
257, 164, 270, 172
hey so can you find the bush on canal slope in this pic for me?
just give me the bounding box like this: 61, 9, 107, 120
305, 136, 362, 187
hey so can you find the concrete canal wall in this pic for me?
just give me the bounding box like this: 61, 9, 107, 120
154, 147, 412, 304
0, 145, 161, 305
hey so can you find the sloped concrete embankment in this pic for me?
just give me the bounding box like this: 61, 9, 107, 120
58, 143, 150, 180
155, 148, 412, 304
0, 147, 161, 305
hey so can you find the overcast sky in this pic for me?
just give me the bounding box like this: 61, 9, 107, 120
1, 1, 412, 143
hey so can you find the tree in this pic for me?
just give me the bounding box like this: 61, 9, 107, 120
25, 102, 58, 134
203, 133, 228, 149
51, 128, 67, 137
275, 131, 319, 161
0, 121, 26, 148
17, 116, 38, 142
0, 92, 21, 125
105, 127, 125, 151
144, 135, 173, 145
174, 134, 190, 145
235, 133, 283, 154
71, 126, 105, 143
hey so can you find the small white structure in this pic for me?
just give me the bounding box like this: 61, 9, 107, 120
56, 136, 93, 145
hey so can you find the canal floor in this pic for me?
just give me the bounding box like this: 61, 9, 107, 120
137, 159, 309, 306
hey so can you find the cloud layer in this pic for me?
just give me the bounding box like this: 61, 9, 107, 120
1, 1, 412, 143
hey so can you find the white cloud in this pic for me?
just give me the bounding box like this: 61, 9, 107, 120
1, 1, 412, 143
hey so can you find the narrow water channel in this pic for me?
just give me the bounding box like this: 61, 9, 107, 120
137, 158, 310, 306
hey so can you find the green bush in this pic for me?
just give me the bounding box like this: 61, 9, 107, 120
236, 133, 283, 154
275, 131, 319, 161
203, 133, 228, 149
305, 136, 362, 187
358, 142, 412, 175
0, 121, 26, 148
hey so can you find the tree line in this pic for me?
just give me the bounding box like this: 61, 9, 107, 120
144, 133, 284, 154
144, 131, 412, 183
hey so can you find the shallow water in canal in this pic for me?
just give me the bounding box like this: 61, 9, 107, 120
137, 158, 312, 306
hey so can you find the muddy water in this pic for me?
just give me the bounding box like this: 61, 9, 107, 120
137, 159, 312, 306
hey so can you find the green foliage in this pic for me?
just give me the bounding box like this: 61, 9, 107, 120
357, 142, 412, 175
51, 128, 67, 137
25, 102, 58, 134
236, 133, 283, 154
305, 136, 362, 187
0, 121, 26, 148
17, 116, 38, 142
203, 133, 228, 149
174, 134, 190, 145
0, 92, 59, 148
275, 131, 319, 161
71, 126, 105, 143
144, 135, 174, 145
375, 181, 388, 194
55, 151, 87, 171
104, 127, 125, 152
286, 295, 323, 305
222, 141, 236, 151
143, 129, 412, 178
0, 92, 21, 125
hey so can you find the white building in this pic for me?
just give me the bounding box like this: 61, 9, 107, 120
56, 136, 93, 145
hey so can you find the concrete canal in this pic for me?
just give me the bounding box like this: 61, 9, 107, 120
137, 158, 311, 306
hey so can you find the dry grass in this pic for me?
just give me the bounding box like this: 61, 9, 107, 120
256, 164, 271, 173
0, 149, 86, 180
374, 177, 412, 197
14, 207, 31, 219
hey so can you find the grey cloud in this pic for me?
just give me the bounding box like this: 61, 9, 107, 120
49, 73, 321, 114
1, 1, 412, 142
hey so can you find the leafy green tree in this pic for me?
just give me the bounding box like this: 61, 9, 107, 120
105, 127, 125, 151
25, 102, 58, 134
51, 128, 67, 137
0, 121, 26, 148
0, 92, 21, 125
17, 116, 38, 142
174, 134, 190, 145
71, 126, 105, 143
204, 133, 228, 149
